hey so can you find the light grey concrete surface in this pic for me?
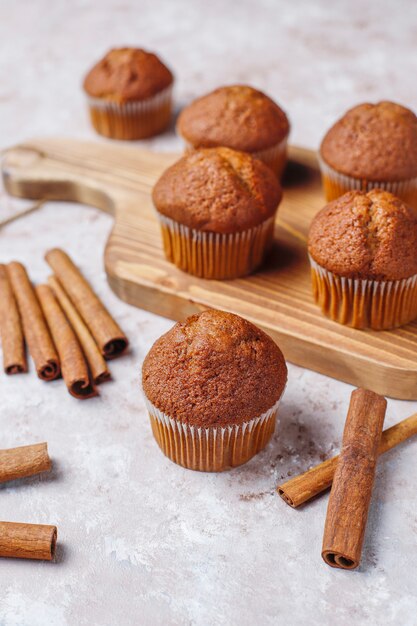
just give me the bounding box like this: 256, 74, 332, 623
0, 1, 416, 624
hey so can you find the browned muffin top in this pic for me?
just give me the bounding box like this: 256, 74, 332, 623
320, 101, 417, 181
142, 310, 287, 428
177, 85, 290, 152
308, 189, 417, 280
152, 147, 282, 233
83, 48, 173, 103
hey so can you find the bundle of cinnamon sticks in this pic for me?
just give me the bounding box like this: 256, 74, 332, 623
0, 249, 128, 399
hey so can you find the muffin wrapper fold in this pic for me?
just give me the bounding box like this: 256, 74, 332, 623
252, 136, 288, 178
181, 136, 288, 178
87, 85, 173, 140
309, 255, 417, 330
318, 156, 417, 208
144, 395, 282, 472
158, 213, 275, 279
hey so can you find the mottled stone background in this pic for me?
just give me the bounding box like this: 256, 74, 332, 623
0, 1, 416, 624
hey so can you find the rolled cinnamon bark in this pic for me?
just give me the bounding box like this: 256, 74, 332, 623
36, 284, 98, 399
45, 249, 128, 359
278, 412, 417, 508
6, 262, 60, 381
0, 521, 57, 560
0, 264, 27, 374
322, 388, 387, 570
48, 276, 110, 384
0, 442, 51, 483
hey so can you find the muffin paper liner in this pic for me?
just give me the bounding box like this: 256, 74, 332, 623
309, 255, 417, 330
252, 136, 288, 178
143, 395, 282, 472
180, 135, 288, 178
86, 85, 173, 140
157, 213, 275, 279
318, 156, 417, 208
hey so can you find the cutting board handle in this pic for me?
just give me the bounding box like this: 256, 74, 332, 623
2, 144, 114, 214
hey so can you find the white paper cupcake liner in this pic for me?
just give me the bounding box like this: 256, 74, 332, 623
252, 136, 288, 177
157, 213, 275, 279
143, 394, 283, 472
318, 156, 417, 207
180, 135, 288, 177
309, 255, 417, 329
86, 85, 173, 139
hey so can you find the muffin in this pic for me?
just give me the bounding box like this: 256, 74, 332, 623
319, 102, 417, 207
177, 85, 290, 177
152, 147, 282, 279
308, 189, 417, 330
83, 47, 174, 140
142, 310, 287, 471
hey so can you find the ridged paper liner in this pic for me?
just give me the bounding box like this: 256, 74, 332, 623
180, 136, 288, 178
318, 156, 417, 207
252, 137, 288, 178
144, 395, 282, 472
86, 85, 173, 140
158, 213, 275, 279
309, 255, 417, 330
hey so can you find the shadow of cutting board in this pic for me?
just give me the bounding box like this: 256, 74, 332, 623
3, 138, 417, 400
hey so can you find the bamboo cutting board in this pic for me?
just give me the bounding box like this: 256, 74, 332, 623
3, 138, 417, 399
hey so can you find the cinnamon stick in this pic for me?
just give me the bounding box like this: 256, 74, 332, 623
45, 249, 128, 359
36, 284, 98, 399
48, 275, 110, 384
322, 388, 387, 570
278, 412, 417, 508
0, 521, 57, 560
6, 262, 60, 381
0, 442, 51, 483
0, 264, 27, 374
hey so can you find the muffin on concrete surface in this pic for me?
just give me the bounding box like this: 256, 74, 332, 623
83, 47, 174, 140
142, 309, 288, 471
319, 101, 417, 207
308, 189, 417, 330
177, 85, 290, 178
152, 146, 282, 279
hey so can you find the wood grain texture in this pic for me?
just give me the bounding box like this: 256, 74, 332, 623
3, 138, 417, 399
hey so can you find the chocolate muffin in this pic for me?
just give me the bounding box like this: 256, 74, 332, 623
152, 147, 282, 279
308, 189, 417, 329
142, 309, 287, 471
177, 85, 290, 177
83, 47, 174, 139
319, 102, 417, 207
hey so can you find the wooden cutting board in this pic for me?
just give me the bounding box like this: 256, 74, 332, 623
3, 138, 417, 400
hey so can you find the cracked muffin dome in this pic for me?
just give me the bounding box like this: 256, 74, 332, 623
152, 147, 282, 234
83, 47, 173, 103
308, 189, 417, 281
142, 310, 287, 428
177, 85, 289, 153
320, 101, 417, 182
